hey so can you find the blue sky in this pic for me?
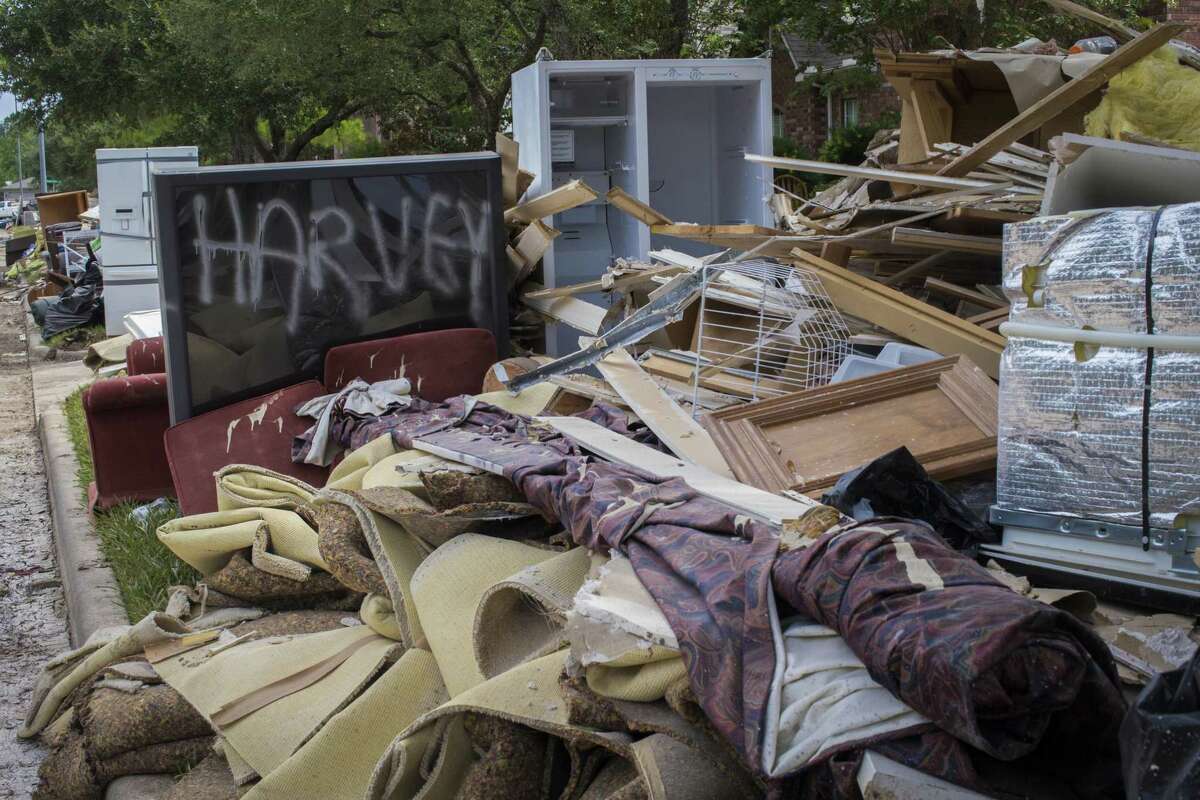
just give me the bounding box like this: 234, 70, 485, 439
0, 92, 15, 120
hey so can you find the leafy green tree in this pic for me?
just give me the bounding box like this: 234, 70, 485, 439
778, 0, 1152, 61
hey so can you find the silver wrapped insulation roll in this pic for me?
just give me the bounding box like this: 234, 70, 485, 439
996, 202, 1200, 529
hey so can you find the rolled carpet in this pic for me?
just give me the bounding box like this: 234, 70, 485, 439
771, 518, 1127, 795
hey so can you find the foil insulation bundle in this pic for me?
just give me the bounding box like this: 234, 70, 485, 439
996, 203, 1200, 530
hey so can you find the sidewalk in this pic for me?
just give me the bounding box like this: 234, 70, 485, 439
0, 295, 70, 798
27, 318, 127, 645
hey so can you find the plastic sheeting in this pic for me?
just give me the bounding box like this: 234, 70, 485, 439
996, 203, 1200, 528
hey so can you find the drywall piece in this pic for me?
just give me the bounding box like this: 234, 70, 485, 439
509, 219, 561, 288
858, 750, 990, 800
593, 346, 734, 478
1041, 134, 1200, 215
520, 282, 606, 335
937, 23, 1185, 177
504, 179, 599, 224
538, 415, 823, 524
744, 153, 994, 191
891, 227, 1003, 255
648, 248, 707, 270
606, 186, 673, 226
496, 132, 520, 209
790, 250, 1005, 378
703, 355, 999, 495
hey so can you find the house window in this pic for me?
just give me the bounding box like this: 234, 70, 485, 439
773, 109, 785, 139
842, 97, 860, 128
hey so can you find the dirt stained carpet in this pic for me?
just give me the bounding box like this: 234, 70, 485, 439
0, 293, 71, 798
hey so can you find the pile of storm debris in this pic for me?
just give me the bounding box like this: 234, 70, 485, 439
21, 17, 1200, 800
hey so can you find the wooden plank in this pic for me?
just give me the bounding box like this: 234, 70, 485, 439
522, 264, 683, 300
537, 415, 824, 524
509, 219, 559, 288
517, 169, 535, 201
966, 306, 1010, 328
505, 179, 599, 225
891, 227, 1003, 255
910, 79, 953, 157
496, 132, 520, 209
924, 277, 1007, 310
819, 241, 852, 267
520, 282, 606, 335
931, 206, 1031, 235
593, 346, 734, 478
938, 23, 1185, 177
651, 223, 785, 238
606, 187, 673, 226
745, 153, 995, 191
640, 352, 785, 399
882, 251, 955, 286
789, 249, 1005, 378
703, 356, 998, 495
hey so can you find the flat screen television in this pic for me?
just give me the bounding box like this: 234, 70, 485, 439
153, 153, 506, 422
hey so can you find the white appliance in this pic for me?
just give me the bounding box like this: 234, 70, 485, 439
96, 146, 199, 335
511, 57, 773, 354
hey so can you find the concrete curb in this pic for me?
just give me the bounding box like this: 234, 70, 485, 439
24, 307, 86, 364
27, 316, 127, 646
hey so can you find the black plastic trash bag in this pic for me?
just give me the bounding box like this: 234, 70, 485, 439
39, 251, 103, 341
819, 446, 997, 550
1120, 649, 1200, 799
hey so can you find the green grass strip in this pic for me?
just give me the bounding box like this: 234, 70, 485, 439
62, 385, 198, 621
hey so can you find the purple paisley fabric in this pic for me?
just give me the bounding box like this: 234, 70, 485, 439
330, 396, 1126, 794
772, 518, 1127, 796
389, 409, 781, 771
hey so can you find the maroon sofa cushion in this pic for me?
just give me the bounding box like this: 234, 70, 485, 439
323, 328, 496, 401
163, 380, 331, 516
83, 374, 175, 510
127, 337, 165, 377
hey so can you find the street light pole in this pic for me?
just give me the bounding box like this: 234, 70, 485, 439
38, 125, 47, 193
15, 99, 24, 204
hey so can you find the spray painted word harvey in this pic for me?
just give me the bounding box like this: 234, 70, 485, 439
189, 186, 493, 333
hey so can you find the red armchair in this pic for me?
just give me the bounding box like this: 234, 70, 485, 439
83, 369, 174, 511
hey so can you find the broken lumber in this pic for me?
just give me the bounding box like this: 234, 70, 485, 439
744, 153, 994, 191
520, 282, 606, 335
496, 132, 520, 209
890, 227, 1003, 255
924, 277, 1007, 310
937, 23, 1185, 177
789, 250, 1005, 378
593, 346, 734, 478
521, 264, 682, 300
504, 179, 599, 224
509, 220, 560, 288
606, 187, 673, 226
882, 252, 955, 287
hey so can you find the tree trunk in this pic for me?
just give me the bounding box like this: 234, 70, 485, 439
659, 0, 690, 57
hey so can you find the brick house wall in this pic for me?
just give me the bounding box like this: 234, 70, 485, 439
1166, 1, 1200, 46
772, 44, 901, 157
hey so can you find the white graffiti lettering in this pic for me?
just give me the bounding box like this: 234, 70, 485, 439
191, 186, 491, 334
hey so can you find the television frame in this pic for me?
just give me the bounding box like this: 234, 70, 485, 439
153, 152, 508, 422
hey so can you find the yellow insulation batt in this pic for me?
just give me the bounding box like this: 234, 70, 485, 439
1085, 46, 1200, 152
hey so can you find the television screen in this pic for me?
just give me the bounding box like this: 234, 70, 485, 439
154, 154, 506, 421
